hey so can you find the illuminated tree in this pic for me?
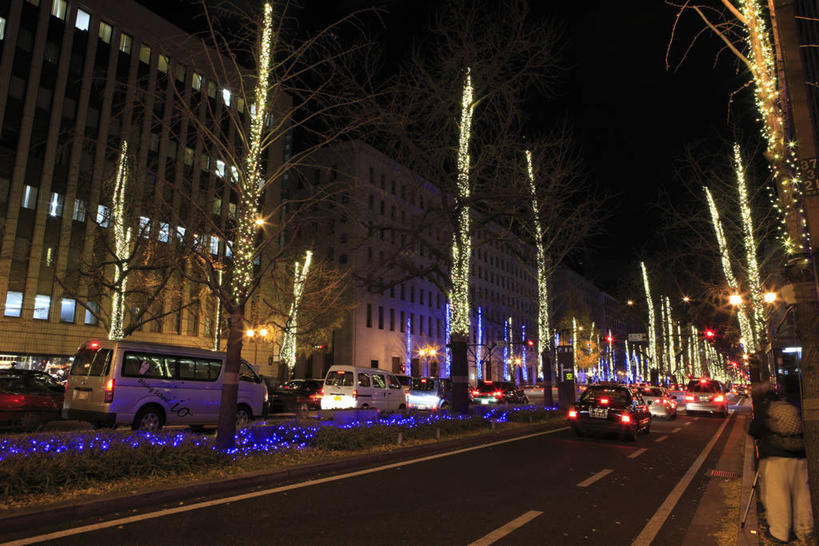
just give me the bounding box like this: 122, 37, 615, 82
641, 262, 658, 375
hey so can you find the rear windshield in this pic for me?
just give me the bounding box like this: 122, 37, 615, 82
412, 378, 436, 391
581, 388, 631, 408
643, 388, 664, 397
325, 371, 354, 387
70, 347, 112, 377
687, 381, 721, 393
476, 382, 498, 393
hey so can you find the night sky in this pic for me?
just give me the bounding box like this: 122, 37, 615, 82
140, 0, 754, 294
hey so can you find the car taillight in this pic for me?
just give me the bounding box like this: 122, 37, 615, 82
568, 409, 577, 418
352, 389, 358, 399
599, 398, 609, 405
713, 395, 724, 403
320, 388, 325, 396
472, 389, 480, 396
621, 414, 631, 423
104, 378, 115, 403
493, 391, 502, 397
309, 393, 322, 399
685, 395, 695, 402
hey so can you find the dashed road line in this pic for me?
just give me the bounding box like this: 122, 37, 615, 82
627, 448, 648, 459
577, 468, 613, 487
469, 510, 543, 546
672, 427, 682, 433
654, 435, 669, 443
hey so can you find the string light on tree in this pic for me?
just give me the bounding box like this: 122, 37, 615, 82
525, 150, 550, 377
109, 140, 133, 341
640, 262, 657, 374
476, 307, 483, 381
280, 251, 312, 372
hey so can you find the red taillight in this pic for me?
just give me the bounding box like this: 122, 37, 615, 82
89, 341, 100, 349
352, 389, 358, 399
104, 378, 115, 403
714, 395, 724, 403
472, 389, 480, 396
309, 393, 322, 400
599, 398, 609, 405
568, 409, 577, 418
685, 395, 695, 402
621, 414, 631, 423
493, 391, 502, 397
320, 388, 325, 396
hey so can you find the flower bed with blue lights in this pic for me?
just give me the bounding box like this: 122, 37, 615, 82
0, 406, 559, 503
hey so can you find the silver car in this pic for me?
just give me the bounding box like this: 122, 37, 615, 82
640, 386, 677, 420
684, 379, 728, 417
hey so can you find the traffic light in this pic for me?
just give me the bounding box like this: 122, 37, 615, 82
606, 335, 613, 343
704, 329, 715, 339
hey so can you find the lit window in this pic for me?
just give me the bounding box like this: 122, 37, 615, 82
175, 64, 186, 83
157, 54, 169, 73
48, 192, 64, 217
3, 291, 22, 317
207, 81, 216, 98
225, 241, 233, 257
209, 235, 219, 255
237, 98, 245, 113
72, 199, 86, 222
184, 147, 194, 166
192, 72, 202, 91
75, 9, 91, 31
139, 216, 150, 237
60, 298, 76, 322
176, 226, 186, 242
158, 222, 169, 243
230, 165, 240, 182
0, 17, 6, 40
199, 154, 210, 171
21, 185, 38, 209
139, 43, 151, 64
51, 0, 67, 19
97, 204, 110, 227
222, 89, 231, 107
98, 21, 113, 44
215, 160, 225, 178
84, 301, 99, 325
33, 294, 51, 320
119, 33, 132, 54
212, 197, 222, 215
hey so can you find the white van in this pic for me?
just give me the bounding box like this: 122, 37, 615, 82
63, 340, 268, 431
321, 365, 406, 411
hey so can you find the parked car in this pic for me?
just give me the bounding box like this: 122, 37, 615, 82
569, 383, 651, 441
63, 340, 268, 431
407, 377, 452, 410
640, 386, 677, 420
0, 370, 65, 430
270, 379, 324, 412
321, 365, 406, 411
472, 381, 528, 405
395, 374, 412, 394
684, 378, 728, 417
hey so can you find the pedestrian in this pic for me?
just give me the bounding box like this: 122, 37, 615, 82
749, 388, 815, 543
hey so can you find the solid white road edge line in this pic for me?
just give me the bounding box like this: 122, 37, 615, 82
632, 415, 731, 545
1, 427, 570, 546
577, 468, 613, 488
627, 448, 647, 459
468, 510, 543, 546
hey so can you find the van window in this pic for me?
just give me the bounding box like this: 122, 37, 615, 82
325, 370, 353, 387
240, 362, 259, 382
177, 357, 221, 381
70, 347, 112, 376
387, 375, 401, 389
358, 373, 371, 387
371, 374, 386, 389
123, 353, 173, 379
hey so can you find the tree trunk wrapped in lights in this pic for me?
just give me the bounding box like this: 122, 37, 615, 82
525, 149, 550, 380
109, 140, 132, 341
641, 262, 658, 376
280, 251, 313, 373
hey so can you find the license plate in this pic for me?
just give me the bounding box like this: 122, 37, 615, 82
334, 395, 342, 401
481, 400, 490, 405
74, 390, 89, 400
590, 408, 608, 419
699, 396, 709, 401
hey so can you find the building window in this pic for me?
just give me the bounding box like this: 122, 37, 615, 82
21, 185, 38, 209
419, 314, 424, 336
207, 81, 216, 98
75, 9, 91, 31
175, 64, 186, 83
378, 306, 384, 329
51, 0, 67, 19
366, 304, 372, 328
119, 32, 132, 54
158, 222, 169, 243
215, 160, 226, 178
72, 199, 86, 222
176, 226, 186, 242
98, 21, 113, 43
157, 54, 169, 73
60, 298, 76, 322
428, 316, 433, 338
184, 147, 194, 166
410, 313, 415, 334
48, 192, 64, 217
400, 311, 405, 333
4, 291, 22, 317
0, 17, 5, 40
139, 43, 151, 64
410, 286, 415, 303
390, 309, 395, 331
209, 235, 219, 255
84, 301, 99, 325
192, 72, 202, 91
222, 89, 231, 107
33, 294, 51, 320
97, 204, 110, 227
139, 216, 150, 237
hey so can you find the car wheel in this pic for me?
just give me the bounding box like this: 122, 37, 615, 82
440, 402, 449, 411
133, 406, 164, 432
622, 426, 637, 442
235, 405, 252, 429
643, 420, 651, 434
399, 403, 406, 410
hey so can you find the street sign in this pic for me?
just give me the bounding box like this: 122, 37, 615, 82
628, 333, 647, 342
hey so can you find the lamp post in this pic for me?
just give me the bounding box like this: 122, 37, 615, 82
245, 327, 268, 367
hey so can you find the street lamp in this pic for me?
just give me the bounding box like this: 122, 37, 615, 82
729, 293, 743, 306
764, 291, 777, 304
245, 327, 268, 367
418, 346, 438, 376
683, 296, 691, 303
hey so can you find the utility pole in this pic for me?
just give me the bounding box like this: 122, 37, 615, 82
767, 0, 819, 529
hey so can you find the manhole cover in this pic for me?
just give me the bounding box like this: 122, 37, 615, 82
707, 469, 739, 479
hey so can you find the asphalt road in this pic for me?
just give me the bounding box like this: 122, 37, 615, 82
3, 401, 748, 545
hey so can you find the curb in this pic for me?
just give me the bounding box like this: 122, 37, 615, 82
0, 420, 565, 537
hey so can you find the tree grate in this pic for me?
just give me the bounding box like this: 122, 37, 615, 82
707, 469, 739, 479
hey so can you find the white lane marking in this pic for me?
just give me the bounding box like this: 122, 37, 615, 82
654, 435, 669, 443
0, 427, 570, 545
684, 421, 692, 426
577, 468, 613, 488
628, 448, 647, 459
633, 416, 731, 545
672, 427, 682, 433
469, 510, 543, 546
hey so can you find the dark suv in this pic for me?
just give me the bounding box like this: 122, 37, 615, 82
472, 381, 528, 405
684, 379, 727, 417
569, 383, 651, 441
